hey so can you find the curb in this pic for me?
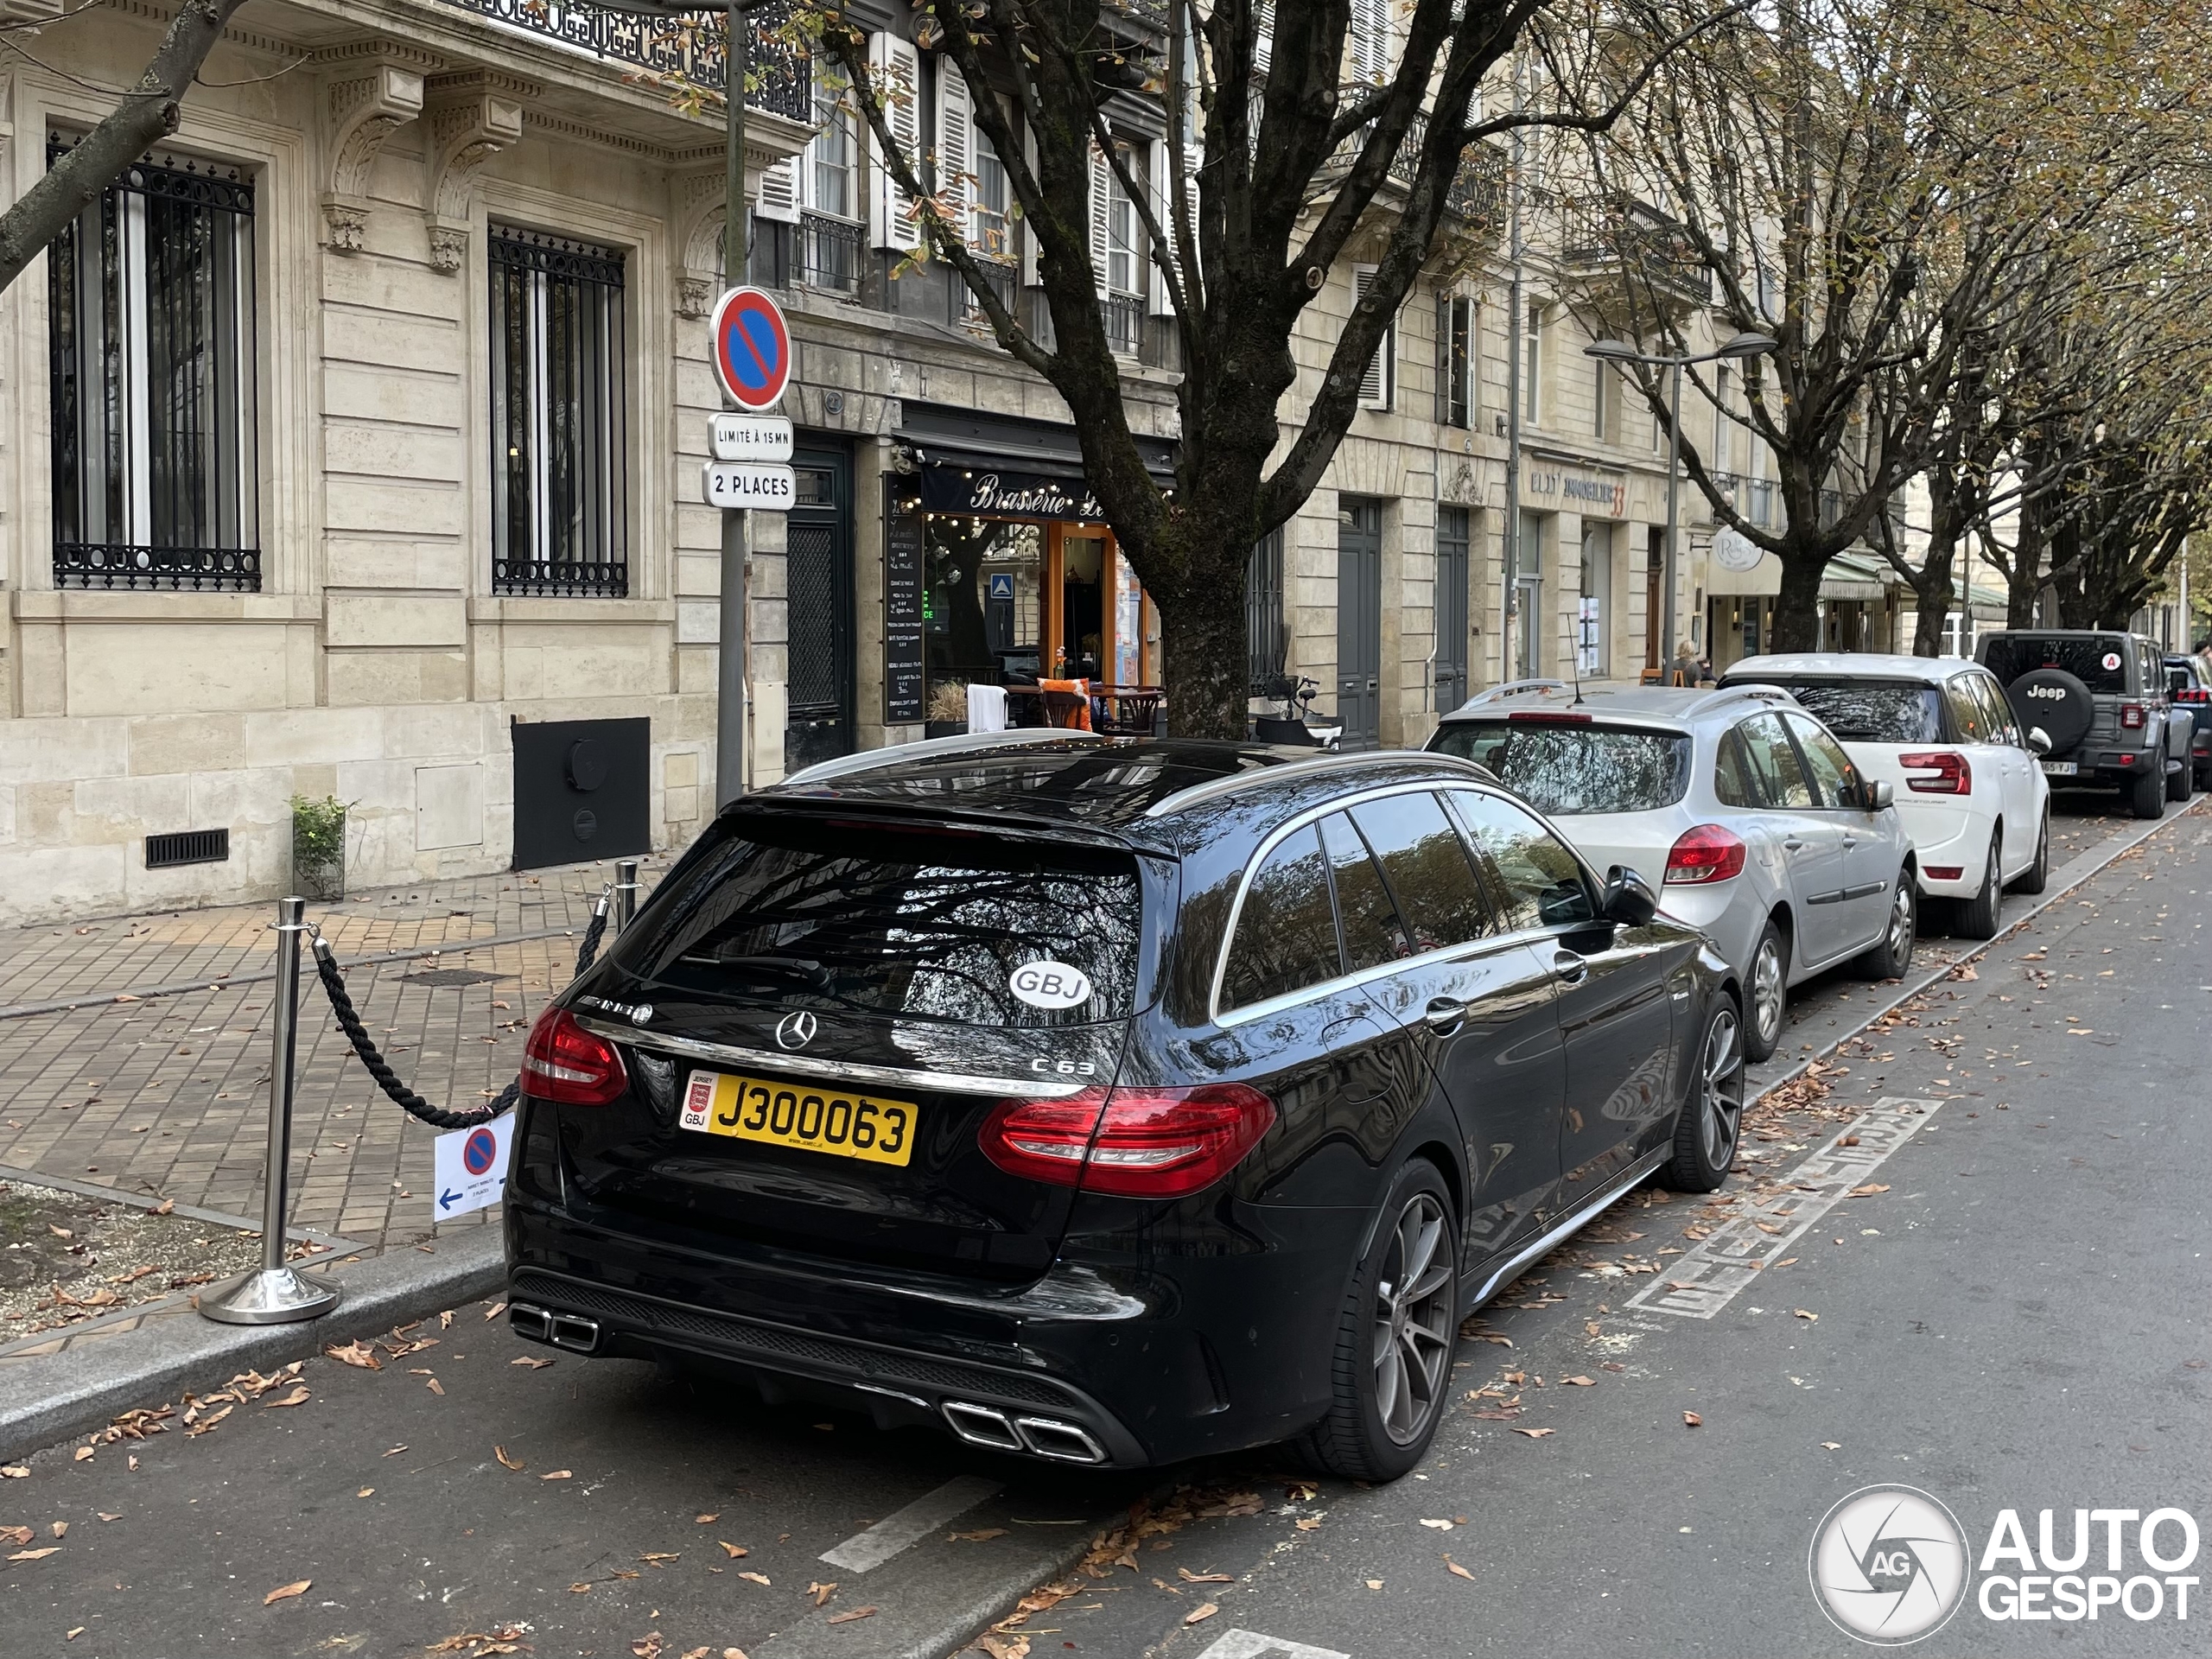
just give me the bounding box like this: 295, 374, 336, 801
0, 1228, 504, 1462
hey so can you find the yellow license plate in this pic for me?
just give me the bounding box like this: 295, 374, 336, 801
677, 1070, 918, 1167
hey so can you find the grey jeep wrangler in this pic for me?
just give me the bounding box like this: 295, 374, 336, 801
1975, 630, 2195, 820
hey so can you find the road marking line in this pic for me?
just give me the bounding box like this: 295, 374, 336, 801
817, 1473, 1002, 1573
1194, 1632, 1352, 1659
1624, 1096, 1942, 1320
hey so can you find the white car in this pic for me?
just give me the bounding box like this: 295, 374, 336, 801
1427, 682, 1918, 1062
1719, 653, 2050, 938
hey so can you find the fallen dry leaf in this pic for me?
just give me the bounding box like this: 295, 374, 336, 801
695, 1513, 720, 1524
1793, 1309, 1819, 1322
262, 1386, 311, 1409
1821, 1441, 1842, 1451
484, 1301, 507, 1320
1561, 1376, 1595, 1387
1848, 1183, 1890, 1197
1684, 1411, 1704, 1427
325, 1341, 381, 1371
264, 1579, 312, 1605
1511, 1427, 1554, 1439
50, 1522, 67, 1539
0, 1466, 28, 1479
737, 1570, 771, 1586
718, 1541, 748, 1558
72, 1446, 94, 1462
1183, 1603, 1219, 1626
827, 1607, 877, 1625
152, 1198, 175, 1216
1294, 1516, 1323, 1531
1420, 1518, 1454, 1531
639, 1553, 680, 1567
8, 1547, 60, 1560
1178, 1568, 1232, 1583
0, 1527, 28, 1545
540, 1469, 573, 1481
47, 1224, 73, 1240
495, 1446, 525, 1471
1365, 1579, 1383, 1589
630, 1637, 664, 1659
950, 1528, 1007, 1541
511, 1357, 554, 1370
382, 1444, 408, 1457
357, 1488, 374, 1498
1444, 1557, 1476, 1581
424, 1376, 447, 1395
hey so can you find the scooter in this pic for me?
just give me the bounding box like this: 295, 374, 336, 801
1252, 673, 1344, 750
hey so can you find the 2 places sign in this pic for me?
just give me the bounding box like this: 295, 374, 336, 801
702, 461, 797, 509
703, 288, 797, 512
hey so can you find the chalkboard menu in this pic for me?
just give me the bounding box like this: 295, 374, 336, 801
883, 483, 926, 724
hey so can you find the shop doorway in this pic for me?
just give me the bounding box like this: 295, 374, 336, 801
1578, 522, 1611, 677
1515, 510, 1545, 681
1644, 527, 1665, 669
1436, 506, 1470, 712
1338, 499, 1382, 749
785, 448, 854, 774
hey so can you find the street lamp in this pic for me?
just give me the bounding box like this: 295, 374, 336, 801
1587, 332, 1777, 679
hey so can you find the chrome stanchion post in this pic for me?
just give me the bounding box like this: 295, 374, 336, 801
614, 858, 639, 931
200, 896, 340, 1325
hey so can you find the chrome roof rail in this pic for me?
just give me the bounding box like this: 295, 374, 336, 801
777, 728, 1103, 789
1141, 749, 1491, 820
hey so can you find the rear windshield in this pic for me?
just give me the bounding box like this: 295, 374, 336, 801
1429, 721, 1692, 815
1981, 635, 2131, 694
616, 814, 1144, 1026
1732, 679, 1942, 745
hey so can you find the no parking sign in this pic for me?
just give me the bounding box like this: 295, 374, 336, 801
709, 285, 792, 410
431, 1109, 515, 1221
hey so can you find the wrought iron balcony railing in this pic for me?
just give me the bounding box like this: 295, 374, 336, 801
55, 543, 261, 593
1102, 291, 1144, 357
435, 0, 810, 122
796, 212, 863, 294
1558, 195, 1714, 305
1322, 113, 1506, 231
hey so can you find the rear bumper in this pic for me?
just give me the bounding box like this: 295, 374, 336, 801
1896, 803, 1987, 896
504, 1185, 1362, 1469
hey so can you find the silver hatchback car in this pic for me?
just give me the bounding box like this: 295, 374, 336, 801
1427, 682, 1918, 1060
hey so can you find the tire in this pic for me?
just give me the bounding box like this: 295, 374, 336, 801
1853, 871, 1917, 980
2130, 764, 2164, 820
2167, 756, 2194, 803
1299, 1160, 1459, 1482
1657, 995, 1745, 1192
1742, 919, 1788, 1064
1954, 833, 2004, 940
2006, 808, 2049, 896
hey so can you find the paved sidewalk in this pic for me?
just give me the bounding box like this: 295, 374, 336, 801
0, 856, 665, 1262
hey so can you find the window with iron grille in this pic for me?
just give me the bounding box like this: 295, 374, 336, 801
490, 227, 628, 595
47, 136, 259, 592
1247, 528, 1285, 690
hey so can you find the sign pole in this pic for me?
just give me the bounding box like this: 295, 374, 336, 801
715, 0, 750, 810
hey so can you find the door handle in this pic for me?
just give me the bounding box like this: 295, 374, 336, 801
1423, 996, 1468, 1033
1552, 950, 1588, 986
1840, 835, 1859, 849
1783, 837, 1805, 852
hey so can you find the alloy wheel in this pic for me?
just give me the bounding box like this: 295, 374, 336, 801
1371, 1192, 1453, 1446
1887, 879, 1915, 963
1751, 937, 1784, 1046
1700, 1006, 1745, 1171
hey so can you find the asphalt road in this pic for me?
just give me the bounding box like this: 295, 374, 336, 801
0, 792, 2202, 1659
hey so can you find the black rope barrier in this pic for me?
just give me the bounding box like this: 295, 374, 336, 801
309, 884, 613, 1131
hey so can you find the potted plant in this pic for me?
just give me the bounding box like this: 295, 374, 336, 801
925, 681, 969, 740
289, 794, 352, 900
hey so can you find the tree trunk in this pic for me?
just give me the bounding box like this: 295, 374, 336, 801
1910, 485, 1962, 657
1156, 536, 1253, 741
0, 0, 252, 296
1769, 538, 1828, 652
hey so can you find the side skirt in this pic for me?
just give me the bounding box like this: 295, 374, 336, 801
1460, 1147, 1668, 1315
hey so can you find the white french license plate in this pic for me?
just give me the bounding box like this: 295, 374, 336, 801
2040, 760, 2078, 776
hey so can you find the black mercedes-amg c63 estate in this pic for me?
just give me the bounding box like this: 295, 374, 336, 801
504, 734, 1743, 1479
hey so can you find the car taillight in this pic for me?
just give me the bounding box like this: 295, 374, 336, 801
1663, 824, 1746, 886
519, 1007, 627, 1105
2120, 702, 2146, 729
979, 1084, 1275, 1198
2177, 688, 2211, 704
1897, 751, 1971, 793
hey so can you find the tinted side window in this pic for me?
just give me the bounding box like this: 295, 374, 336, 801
1446, 791, 1596, 931
1971, 673, 2019, 743
1785, 712, 1859, 808
1219, 826, 1342, 1013
1319, 812, 1413, 971
1714, 726, 1761, 807
1346, 791, 1495, 954
1944, 679, 1991, 744
1738, 712, 1815, 808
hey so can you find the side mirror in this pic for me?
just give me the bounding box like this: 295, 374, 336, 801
1862, 779, 1894, 811
1600, 865, 1658, 927
2027, 727, 2052, 756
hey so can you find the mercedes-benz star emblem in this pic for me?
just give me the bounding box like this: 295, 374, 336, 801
773, 1011, 818, 1051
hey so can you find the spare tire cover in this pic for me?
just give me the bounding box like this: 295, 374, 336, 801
2007, 668, 2094, 755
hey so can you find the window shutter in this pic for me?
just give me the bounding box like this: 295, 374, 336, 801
1353, 264, 1391, 408
934, 56, 972, 245
1147, 137, 1179, 316
1254, 0, 1274, 75
1021, 122, 1042, 284
1350, 0, 1389, 83
868, 31, 922, 251
756, 156, 800, 224
1087, 140, 1111, 299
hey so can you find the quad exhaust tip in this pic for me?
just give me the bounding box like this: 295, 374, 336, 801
941, 1400, 1106, 1464
508, 1302, 601, 1354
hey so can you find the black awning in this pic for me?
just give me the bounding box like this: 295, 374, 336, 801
899, 400, 1177, 489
